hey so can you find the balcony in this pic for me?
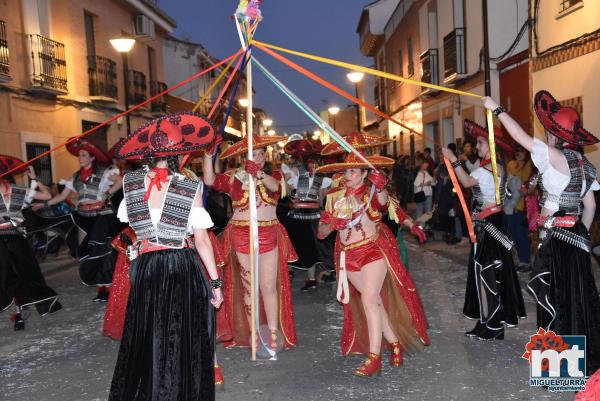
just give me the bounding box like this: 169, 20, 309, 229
0, 21, 11, 82
420, 49, 439, 94
443, 28, 466, 81
88, 55, 118, 101
127, 70, 147, 105
27, 34, 67, 94
150, 81, 168, 114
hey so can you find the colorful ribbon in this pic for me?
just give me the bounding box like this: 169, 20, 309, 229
444, 158, 476, 244
486, 109, 501, 204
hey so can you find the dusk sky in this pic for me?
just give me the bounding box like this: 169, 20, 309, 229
161, 0, 371, 135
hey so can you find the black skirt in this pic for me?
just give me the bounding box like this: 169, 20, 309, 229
73, 212, 122, 286
463, 213, 526, 327
528, 222, 600, 374
0, 234, 61, 315
285, 212, 321, 269
109, 247, 215, 401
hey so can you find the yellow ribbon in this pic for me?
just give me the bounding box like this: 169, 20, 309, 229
192, 55, 236, 113
486, 109, 501, 204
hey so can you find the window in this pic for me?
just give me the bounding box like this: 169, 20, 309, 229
398, 49, 403, 76
147, 46, 156, 83
407, 37, 414, 76
81, 120, 108, 152
84, 12, 96, 58
560, 0, 582, 12
26, 143, 52, 184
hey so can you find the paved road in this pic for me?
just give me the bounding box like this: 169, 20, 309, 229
0, 238, 580, 401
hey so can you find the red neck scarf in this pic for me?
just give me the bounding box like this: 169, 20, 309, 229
144, 167, 170, 201
79, 165, 93, 183
480, 159, 491, 168
345, 183, 367, 197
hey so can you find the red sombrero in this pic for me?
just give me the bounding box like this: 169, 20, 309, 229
115, 112, 218, 160
534, 90, 598, 146
0, 155, 28, 176
219, 135, 285, 160
284, 139, 315, 158
66, 137, 111, 164
108, 138, 126, 160
463, 119, 515, 152
315, 152, 394, 174
309, 139, 324, 155
320, 131, 392, 156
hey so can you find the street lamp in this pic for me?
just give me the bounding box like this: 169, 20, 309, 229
110, 35, 136, 136
267, 129, 276, 136
328, 106, 340, 131
313, 129, 322, 140
238, 98, 249, 108
263, 118, 273, 127
347, 72, 364, 132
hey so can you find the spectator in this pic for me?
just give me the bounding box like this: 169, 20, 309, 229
393, 155, 411, 208
423, 147, 437, 175
413, 156, 434, 219
460, 140, 480, 172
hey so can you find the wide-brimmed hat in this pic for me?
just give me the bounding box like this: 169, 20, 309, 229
320, 132, 392, 156
534, 90, 598, 146
284, 139, 317, 158
66, 137, 111, 164
0, 155, 28, 176
107, 138, 126, 160
115, 112, 218, 160
315, 152, 394, 174
463, 119, 514, 153
219, 135, 285, 160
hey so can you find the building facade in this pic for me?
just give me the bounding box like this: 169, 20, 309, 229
0, 0, 174, 183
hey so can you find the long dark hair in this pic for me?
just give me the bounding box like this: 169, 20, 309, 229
147, 155, 180, 187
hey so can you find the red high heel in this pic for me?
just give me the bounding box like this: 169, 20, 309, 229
353, 353, 382, 377
389, 342, 403, 367
214, 364, 224, 389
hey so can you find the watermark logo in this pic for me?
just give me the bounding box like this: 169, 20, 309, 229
522, 328, 587, 392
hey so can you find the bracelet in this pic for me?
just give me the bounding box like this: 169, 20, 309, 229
210, 278, 223, 289
492, 106, 506, 117
450, 160, 463, 169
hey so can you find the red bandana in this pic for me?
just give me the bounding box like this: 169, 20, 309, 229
479, 159, 491, 168
345, 183, 367, 197
79, 166, 93, 183
144, 167, 170, 201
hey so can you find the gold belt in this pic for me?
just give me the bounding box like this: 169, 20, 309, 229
340, 232, 379, 251
229, 219, 279, 227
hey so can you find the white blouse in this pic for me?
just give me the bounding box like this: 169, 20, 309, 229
61, 167, 120, 200
413, 170, 434, 197
470, 167, 497, 205
531, 138, 600, 210
117, 200, 213, 234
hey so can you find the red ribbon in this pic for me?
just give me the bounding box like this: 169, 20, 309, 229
444, 158, 476, 244
144, 168, 170, 201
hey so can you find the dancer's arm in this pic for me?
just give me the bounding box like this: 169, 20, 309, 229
441, 148, 478, 188
202, 153, 216, 186
482, 97, 533, 152
582, 190, 596, 230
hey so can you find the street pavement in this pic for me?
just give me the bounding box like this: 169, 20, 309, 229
0, 236, 586, 401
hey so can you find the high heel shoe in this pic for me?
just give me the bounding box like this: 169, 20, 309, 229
12, 313, 24, 331
465, 321, 486, 338
353, 353, 382, 377
477, 326, 504, 340
389, 342, 403, 367
214, 364, 224, 389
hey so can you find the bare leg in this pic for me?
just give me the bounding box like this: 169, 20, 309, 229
235, 252, 253, 329
347, 259, 390, 354
258, 249, 279, 332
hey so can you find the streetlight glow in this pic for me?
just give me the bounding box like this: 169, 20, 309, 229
110, 37, 136, 53
263, 118, 273, 127
238, 98, 249, 108
267, 129, 276, 136
328, 106, 340, 115
347, 72, 364, 83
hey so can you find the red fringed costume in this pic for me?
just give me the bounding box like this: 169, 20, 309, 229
325, 184, 430, 357
102, 227, 228, 341
213, 171, 298, 349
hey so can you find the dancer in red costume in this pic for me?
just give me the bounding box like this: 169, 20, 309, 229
317, 141, 429, 377
203, 134, 298, 353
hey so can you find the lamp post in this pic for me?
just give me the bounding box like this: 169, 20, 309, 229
346, 72, 364, 131
328, 106, 340, 131
110, 36, 136, 136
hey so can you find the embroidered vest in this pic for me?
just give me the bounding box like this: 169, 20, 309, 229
73, 166, 107, 203
539, 150, 597, 215
0, 185, 27, 235
295, 168, 324, 202
471, 166, 507, 211
123, 168, 199, 248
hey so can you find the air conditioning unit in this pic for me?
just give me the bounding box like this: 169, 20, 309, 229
134, 15, 155, 39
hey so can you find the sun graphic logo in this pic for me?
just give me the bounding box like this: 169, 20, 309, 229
522, 328, 587, 392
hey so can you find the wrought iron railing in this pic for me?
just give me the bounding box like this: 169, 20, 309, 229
443, 28, 466, 79
420, 48, 439, 86
128, 70, 147, 105
88, 55, 118, 99
150, 81, 168, 113
0, 20, 9, 78
27, 34, 67, 92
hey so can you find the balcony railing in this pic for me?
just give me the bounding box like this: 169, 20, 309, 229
443, 28, 466, 80
420, 48, 439, 87
127, 70, 147, 105
150, 81, 168, 114
0, 20, 11, 80
88, 55, 118, 100
27, 34, 67, 93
